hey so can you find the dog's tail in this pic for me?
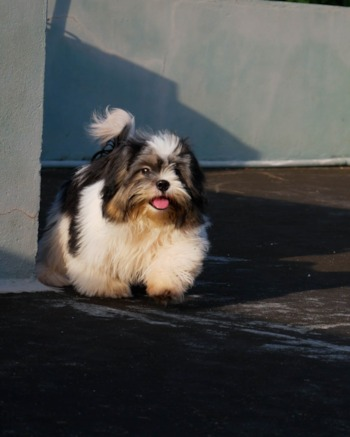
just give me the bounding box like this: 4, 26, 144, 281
88, 107, 135, 146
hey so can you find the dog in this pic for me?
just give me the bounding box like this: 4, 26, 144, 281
37, 108, 209, 302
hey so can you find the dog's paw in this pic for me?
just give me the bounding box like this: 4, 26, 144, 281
146, 287, 185, 305
110, 287, 133, 299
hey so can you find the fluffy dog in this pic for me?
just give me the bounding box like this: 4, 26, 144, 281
37, 108, 209, 302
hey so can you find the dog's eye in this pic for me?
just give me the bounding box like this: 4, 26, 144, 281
174, 168, 181, 177
141, 168, 151, 175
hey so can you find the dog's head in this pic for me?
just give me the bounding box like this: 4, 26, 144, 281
88, 108, 206, 228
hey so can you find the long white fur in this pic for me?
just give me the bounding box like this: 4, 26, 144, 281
37, 108, 209, 302
147, 132, 180, 160
73, 181, 207, 298
38, 179, 209, 300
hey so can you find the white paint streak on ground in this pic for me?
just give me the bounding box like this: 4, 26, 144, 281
207, 255, 248, 264
262, 339, 350, 362
51, 296, 350, 363
70, 302, 178, 327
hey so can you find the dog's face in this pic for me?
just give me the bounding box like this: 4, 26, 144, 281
100, 132, 206, 228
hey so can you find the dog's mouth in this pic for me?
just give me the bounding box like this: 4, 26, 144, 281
150, 196, 170, 210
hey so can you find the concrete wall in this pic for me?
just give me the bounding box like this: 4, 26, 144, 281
43, 0, 350, 165
0, 1, 46, 281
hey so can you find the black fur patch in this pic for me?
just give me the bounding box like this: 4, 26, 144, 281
56, 133, 206, 253
60, 158, 110, 255
175, 138, 206, 212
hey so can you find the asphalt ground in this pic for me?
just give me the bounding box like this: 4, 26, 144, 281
1, 167, 350, 436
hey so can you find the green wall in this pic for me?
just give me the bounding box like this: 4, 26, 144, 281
0, 0, 46, 280
43, 0, 350, 165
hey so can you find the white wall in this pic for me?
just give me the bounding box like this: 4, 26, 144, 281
43, 0, 350, 165
0, 0, 46, 280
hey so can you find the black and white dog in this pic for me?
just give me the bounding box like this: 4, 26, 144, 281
37, 108, 209, 302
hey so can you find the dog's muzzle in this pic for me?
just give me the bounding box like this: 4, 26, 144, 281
151, 180, 170, 210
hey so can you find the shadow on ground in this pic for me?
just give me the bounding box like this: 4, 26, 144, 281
3, 168, 350, 436
39, 168, 350, 310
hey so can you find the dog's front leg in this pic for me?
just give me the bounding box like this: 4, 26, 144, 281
144, 250, 202, 303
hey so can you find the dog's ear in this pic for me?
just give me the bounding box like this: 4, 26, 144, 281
177, 139, 206, 211
100, 141, 144, 221
102, 145, 131, 199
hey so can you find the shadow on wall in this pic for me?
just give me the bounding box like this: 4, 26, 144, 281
42, 0, 259, 162
0, 249, 36, 279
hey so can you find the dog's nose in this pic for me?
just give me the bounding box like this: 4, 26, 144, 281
156, 180, 170, 192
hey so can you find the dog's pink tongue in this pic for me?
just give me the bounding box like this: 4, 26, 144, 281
152, 197, 169, 210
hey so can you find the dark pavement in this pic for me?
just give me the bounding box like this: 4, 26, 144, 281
2, 167, 350, 436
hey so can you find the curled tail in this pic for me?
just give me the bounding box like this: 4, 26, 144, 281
88, 107, 135, 145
